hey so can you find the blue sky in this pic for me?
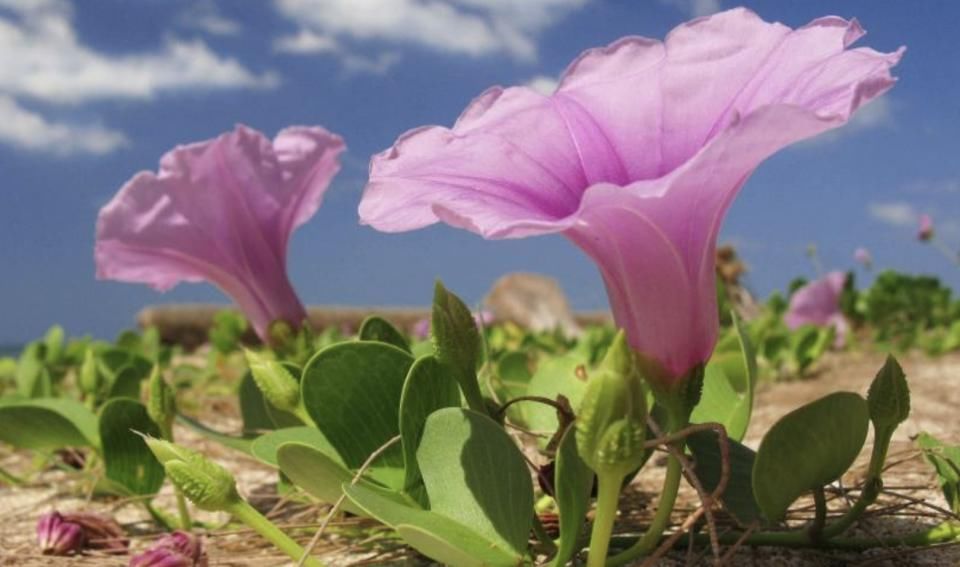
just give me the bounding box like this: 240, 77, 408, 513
1, 0, 959, 344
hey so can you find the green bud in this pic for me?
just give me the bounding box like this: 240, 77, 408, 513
867, 355, 910, 430
79, 349, 100, 395
143, 437, 239, 511
244, 349, 300, 412
576, 331, 647, 477
146, 365, 176, 436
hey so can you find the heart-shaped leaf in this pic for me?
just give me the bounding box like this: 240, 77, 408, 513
359, 316, 411, 353
0, 398, 99, 450
417, 408, 533, 557
107, 365, 147, 400
752, 392, 869, 521
399, 355, 461, 496
98, 399, 164, 496
344, 408, 532, 565
277, 442, 390, 515
688, 429, 763, 526
301, 341, 412, 489
251, 427, 338, 467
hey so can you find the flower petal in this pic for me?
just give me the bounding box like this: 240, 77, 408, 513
360, 87, 599, 236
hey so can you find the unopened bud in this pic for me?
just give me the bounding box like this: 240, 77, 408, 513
576, 331, 647, 478
244, 349, 299, 412
144, 438, 239, 511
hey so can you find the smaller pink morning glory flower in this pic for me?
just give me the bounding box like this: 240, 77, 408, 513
96, 125, 345, 343
784, 271, 849, 347
853, 247, 873, 269
917, 214, 934, 241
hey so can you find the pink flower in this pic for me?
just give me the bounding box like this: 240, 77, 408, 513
130, 531, 207, 567
37, 511, 84, 556
96, 125, 345, 342
917, 214, 934, 241
854, 247, 873, 269
358, 9, 901, 382
784, 271, 849, 347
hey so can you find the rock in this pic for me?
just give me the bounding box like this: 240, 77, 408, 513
484, 273, 584, 336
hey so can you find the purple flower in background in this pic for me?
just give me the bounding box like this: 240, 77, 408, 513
412, 317, 431, 340
854, 247, 873, 269
411, 310, 493, 340
917, 213, 934, 241
358, 8, 901, 383
785, 271, 849, 347
130, 531, 207, 567
96, 125, 345, 342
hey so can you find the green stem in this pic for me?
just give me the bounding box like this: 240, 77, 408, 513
293, 406, 316, 427
808, 486, 827, 541
145, 502, 178, 531
610, 520, 960, 551
174, 489, 192, 530
607, 452, 683, 566
228, 500, 323, 567
587, 472, 625, 567
0, 464, 24, 485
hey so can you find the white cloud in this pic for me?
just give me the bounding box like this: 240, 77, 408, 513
341, 51, 401, 75
658, 0, 722, 18
868, 201, 919, 228
274, 29, 339, 54
525, 74, 558, 95
0, 95, 127, 155
178, 1, 242, 37
0, 0, 275, 155
273, 0, 588, 64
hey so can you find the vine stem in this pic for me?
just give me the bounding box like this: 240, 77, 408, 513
587, 471, 626, 567
228, 499, 323, 567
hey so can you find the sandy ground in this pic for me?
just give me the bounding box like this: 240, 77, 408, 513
1, 350, 958, 566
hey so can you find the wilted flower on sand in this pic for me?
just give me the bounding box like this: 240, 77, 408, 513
917, 214, 934, 241
96, 125, 345, 342
37, 510, 128, 555
785, 271, 849, 347
358, 8, 902, 383
854, 247, 873, 269
130, 531, 208, 567
37, 511, 84, 555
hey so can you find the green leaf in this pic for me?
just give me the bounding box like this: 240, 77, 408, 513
492, 351, 534, 425
276, 442, 377, 515
690, 320, 756, 443
250, 427, 338, 467
346, 483, 521, 566
176, 414, 252, 455
752, 392, 869, 521
399, 355, 461, 496
343, 408, 532, 565
359, 316, 411, 352
432, 281, 485, 412
550, 425, 592, 567
417, 408, 533, 556
107, 365, 147, 400
525, 353, 589, 446
916, 432, 960, 515
16, 342, 49, 398
867, 355, 911, 430
688, 429, 763, 526
301, 341, 412, 489
98, 399, 165, 496
43, 325, 65, 365
98, 348, 152, 382
0, 398, 99, 450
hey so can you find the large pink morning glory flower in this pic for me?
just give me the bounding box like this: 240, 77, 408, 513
785, 271, 849, 348
96, 125, 345, 342
358, 8, 902, 382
